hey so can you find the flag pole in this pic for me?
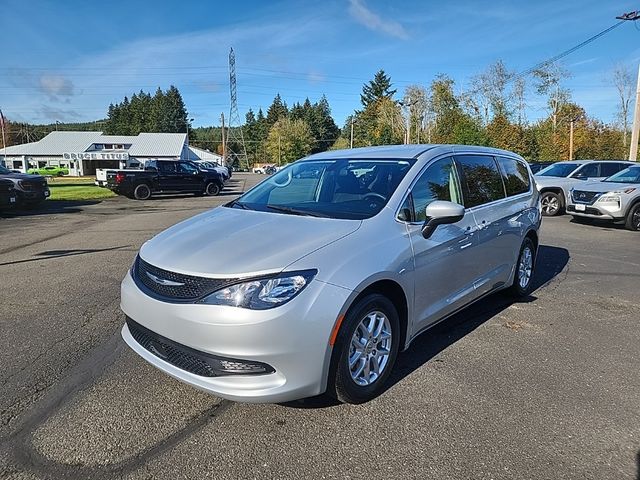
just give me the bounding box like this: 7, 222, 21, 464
0, 109, 7, 168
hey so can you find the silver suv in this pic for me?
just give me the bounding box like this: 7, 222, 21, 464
120, 145, 541, 404
567, 164, 640, 231
534, 160, 633, 216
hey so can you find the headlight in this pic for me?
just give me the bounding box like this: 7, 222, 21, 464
199, 270, 317, 309
596, 194, 621, 203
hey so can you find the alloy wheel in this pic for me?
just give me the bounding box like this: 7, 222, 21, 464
541, 194, 559, 215
348, 311, 392, 386
518, 246, 533, 289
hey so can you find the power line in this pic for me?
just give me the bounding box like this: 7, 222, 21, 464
514, 17, 630, 79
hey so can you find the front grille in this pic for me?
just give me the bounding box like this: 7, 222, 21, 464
572, 190, 599, 204
126, 317, 274, 377
20, 180, 47, 191
133, 256, 237, 302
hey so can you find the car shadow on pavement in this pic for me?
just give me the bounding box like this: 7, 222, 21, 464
0, 245, 132, 266
0, 200, 102, 218
569, 216, 630, 231
285, 244, 570, 409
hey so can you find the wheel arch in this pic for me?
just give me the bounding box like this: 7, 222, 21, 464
539, 187, 566, 203
337, 278, 410, 352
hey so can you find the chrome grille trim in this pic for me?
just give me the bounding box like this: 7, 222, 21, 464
132, 256, 238, 303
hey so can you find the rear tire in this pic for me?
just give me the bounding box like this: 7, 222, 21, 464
205, 182, 221, 196
329, 294, 400, 404
133, 183, 151, 200
625, 203, 640, 231
540, 191, 563, 216
507, 237, 536, 297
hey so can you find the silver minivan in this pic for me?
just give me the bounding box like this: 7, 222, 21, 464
121, 145, 541, 404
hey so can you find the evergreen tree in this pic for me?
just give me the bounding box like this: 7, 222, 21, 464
150, 87, 167, 132
361, 70, 396, 107
266, 94, 289, 127
165, 85, 189, 133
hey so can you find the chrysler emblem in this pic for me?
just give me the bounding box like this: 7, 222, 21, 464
145, 271, 185, 287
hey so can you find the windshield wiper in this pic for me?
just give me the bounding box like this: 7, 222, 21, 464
265, 204, 329, 218
226, 200, 251, 210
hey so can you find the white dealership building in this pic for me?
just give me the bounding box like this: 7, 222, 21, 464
0, 131, 222, 176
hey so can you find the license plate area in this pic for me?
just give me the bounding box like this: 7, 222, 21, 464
575, 204, 586, 212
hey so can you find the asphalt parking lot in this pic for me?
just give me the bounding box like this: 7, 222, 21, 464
1, 173, 639, 479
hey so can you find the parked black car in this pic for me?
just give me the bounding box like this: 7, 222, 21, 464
0, 165, 50, 207
106, 160, 224, 200
0, 178, 17, 210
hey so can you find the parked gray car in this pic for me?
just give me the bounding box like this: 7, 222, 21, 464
567, 164, 640, 231
120, 145, 541, 404
534, 160, 633, 216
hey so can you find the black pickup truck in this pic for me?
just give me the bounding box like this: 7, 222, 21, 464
106, 160, 224, 200
0, 165, 50, 207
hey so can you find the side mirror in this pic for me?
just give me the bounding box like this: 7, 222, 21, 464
422, 201, 465, 239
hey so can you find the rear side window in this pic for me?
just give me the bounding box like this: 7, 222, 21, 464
410, 157, 463, 222
497, 157, 530, 196
572, 163, 599, 179
600, 162, 627, 178
159, 162, 177, 174
455, 155, 505, 208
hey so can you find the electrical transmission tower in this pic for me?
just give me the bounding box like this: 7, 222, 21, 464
226, 48, 249, 169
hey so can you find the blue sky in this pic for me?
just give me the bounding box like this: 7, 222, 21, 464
1, 0, 639, 128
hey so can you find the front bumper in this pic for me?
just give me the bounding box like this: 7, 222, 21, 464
17, 189, 49, 204
120, 270, 351, 403
566, 203, 624, 221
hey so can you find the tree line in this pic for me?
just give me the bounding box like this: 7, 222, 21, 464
1, 60, 635, 166
105, 85, 189, 136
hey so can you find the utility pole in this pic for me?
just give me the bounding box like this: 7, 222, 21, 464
569, 120, 574, 160
629, 63, 640, 161
350, 119, 354, 149
220, 113, 226, 165
614, 11, 640, 160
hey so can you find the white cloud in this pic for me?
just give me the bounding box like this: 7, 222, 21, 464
348, 0, 409, 40
39, 75, 75, 102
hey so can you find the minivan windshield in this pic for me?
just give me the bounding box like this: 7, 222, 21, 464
602, 166, 640, 184
536, 163, 578, 177
228, 159, 414, 220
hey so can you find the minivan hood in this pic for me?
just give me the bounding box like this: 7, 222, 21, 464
139, 206, 362, 277
574, 181, 636, 193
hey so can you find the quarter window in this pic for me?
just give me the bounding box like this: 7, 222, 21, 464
410, 157, 463, 222
572, 163, 599, 179
497, 157, 530, 196
455, 155, 505, 208
159, 162, 177, 174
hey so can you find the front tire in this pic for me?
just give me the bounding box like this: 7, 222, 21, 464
133, 183, 151, 200
625, 203, 640, 231
540, 191, 563, 216
329, 294, 400, 404
508, 237, 536, 297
